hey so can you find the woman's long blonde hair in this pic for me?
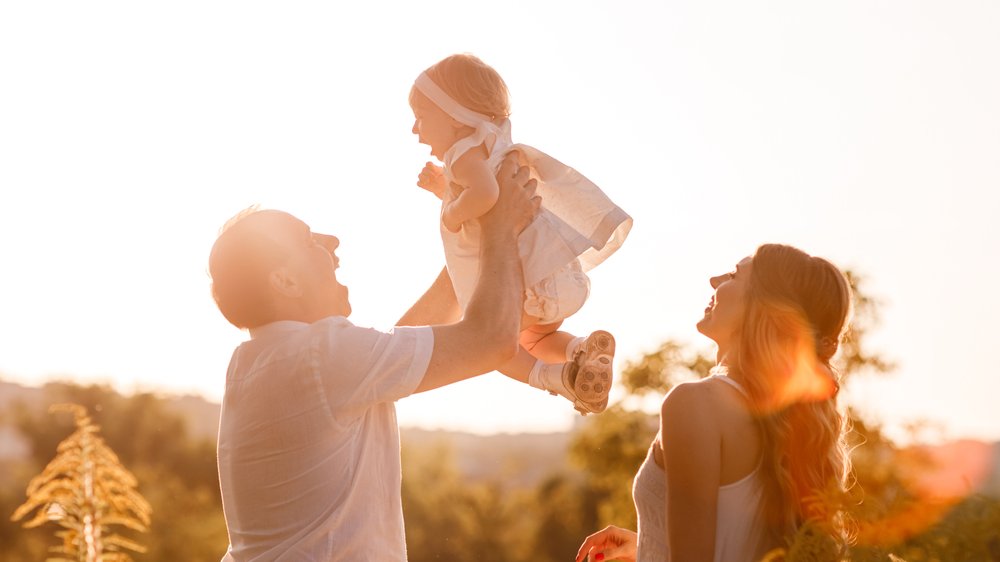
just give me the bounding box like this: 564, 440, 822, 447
735, 244, 853, 541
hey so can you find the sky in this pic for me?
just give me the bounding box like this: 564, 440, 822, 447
1, 1, 998, 443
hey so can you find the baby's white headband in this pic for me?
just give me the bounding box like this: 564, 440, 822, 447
413, 72, 494, 127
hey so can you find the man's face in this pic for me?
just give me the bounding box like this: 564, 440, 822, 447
307, 230, 352, 319
289, 222, 352, 319
255, 211, 351, 320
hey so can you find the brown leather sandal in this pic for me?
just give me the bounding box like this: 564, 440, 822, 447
563, 330, 615, 415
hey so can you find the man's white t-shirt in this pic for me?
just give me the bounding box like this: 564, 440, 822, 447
217, 317, 433, 561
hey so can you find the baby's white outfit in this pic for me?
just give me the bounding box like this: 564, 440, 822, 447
417, 73, 632, 324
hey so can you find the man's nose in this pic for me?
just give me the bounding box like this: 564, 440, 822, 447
314, 233, 339, 252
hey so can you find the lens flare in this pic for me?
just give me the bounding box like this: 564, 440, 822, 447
853, 440, 995, 547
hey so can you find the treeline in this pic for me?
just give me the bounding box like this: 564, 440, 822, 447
1, 377, 998, 562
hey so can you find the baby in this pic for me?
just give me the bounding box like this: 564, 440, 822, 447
409, 54, 631, 414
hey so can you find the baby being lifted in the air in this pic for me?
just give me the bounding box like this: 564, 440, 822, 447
409, 53, 632, 415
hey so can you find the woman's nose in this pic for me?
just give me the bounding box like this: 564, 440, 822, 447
411, 121, 419, 135
709, 275, 724, 289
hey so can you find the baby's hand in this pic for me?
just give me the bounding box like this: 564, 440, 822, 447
417, 161, 446, 199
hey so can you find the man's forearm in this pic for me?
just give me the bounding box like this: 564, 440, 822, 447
414, 230, 523, 393
462, 225, 523, 352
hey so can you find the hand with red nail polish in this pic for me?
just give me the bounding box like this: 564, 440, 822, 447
575, 525, 637, 562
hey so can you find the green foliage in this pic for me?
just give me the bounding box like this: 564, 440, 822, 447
401, 439, 601, 562
527, 473, 602, 562
784, 521, 845, 561
762, 494, 1000, 561
836, 271, 895, 382
568, 405, 657, 529
11, 404, 151, 562
619, 339, 715, 398
402, 441, 525, 562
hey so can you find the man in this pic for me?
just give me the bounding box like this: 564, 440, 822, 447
208, 155, 538, 561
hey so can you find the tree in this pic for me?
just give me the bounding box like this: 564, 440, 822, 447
836, 271, 895, 384
401, 440, 527, 562
4, 381, 229, 561
11, 404, 151, 562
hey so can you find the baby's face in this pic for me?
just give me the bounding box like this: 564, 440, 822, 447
410, 91, 460, 160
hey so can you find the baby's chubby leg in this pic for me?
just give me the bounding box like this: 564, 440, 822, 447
496, 317, 571, 393
520, 320, 587, 363
496, 346, 573, 401
496, 346, 537, 385
497, 322, 614, 416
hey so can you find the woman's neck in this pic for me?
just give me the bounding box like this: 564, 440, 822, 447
716, 345, 733, 367
715, 348, 749, 387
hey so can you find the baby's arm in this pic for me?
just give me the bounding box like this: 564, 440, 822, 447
442, 148, 500, 233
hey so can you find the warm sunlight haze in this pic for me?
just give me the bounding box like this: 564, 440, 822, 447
1, 0, 998, 444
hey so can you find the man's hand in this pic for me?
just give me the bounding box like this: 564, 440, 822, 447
416, 161, 446, 199
479, 151, 540, 236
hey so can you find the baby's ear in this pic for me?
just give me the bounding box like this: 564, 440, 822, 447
269, 266, 303, 298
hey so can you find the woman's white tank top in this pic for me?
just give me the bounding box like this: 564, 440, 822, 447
632, 374, 767, 561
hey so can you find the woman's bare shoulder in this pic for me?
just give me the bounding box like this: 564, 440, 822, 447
659, 378, 726, 438
660, 377, 726, 414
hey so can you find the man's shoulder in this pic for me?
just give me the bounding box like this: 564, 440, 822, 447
309, 317, 432, 350
307, 315, 352, 332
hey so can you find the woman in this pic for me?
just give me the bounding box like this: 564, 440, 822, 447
576, 244, 853, 562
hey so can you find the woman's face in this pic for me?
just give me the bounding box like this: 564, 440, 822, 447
696, 256, 754, 354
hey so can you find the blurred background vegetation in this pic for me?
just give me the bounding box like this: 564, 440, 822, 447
2, 272, 998, 561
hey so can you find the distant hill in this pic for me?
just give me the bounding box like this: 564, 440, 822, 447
0, 378, 220, 440
0, 378, 576, 488
3, 378, 998, 496
0, 379, 46, 413
401, 427, 577, 488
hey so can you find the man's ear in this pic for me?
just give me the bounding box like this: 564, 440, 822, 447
269, 266, 303, 298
